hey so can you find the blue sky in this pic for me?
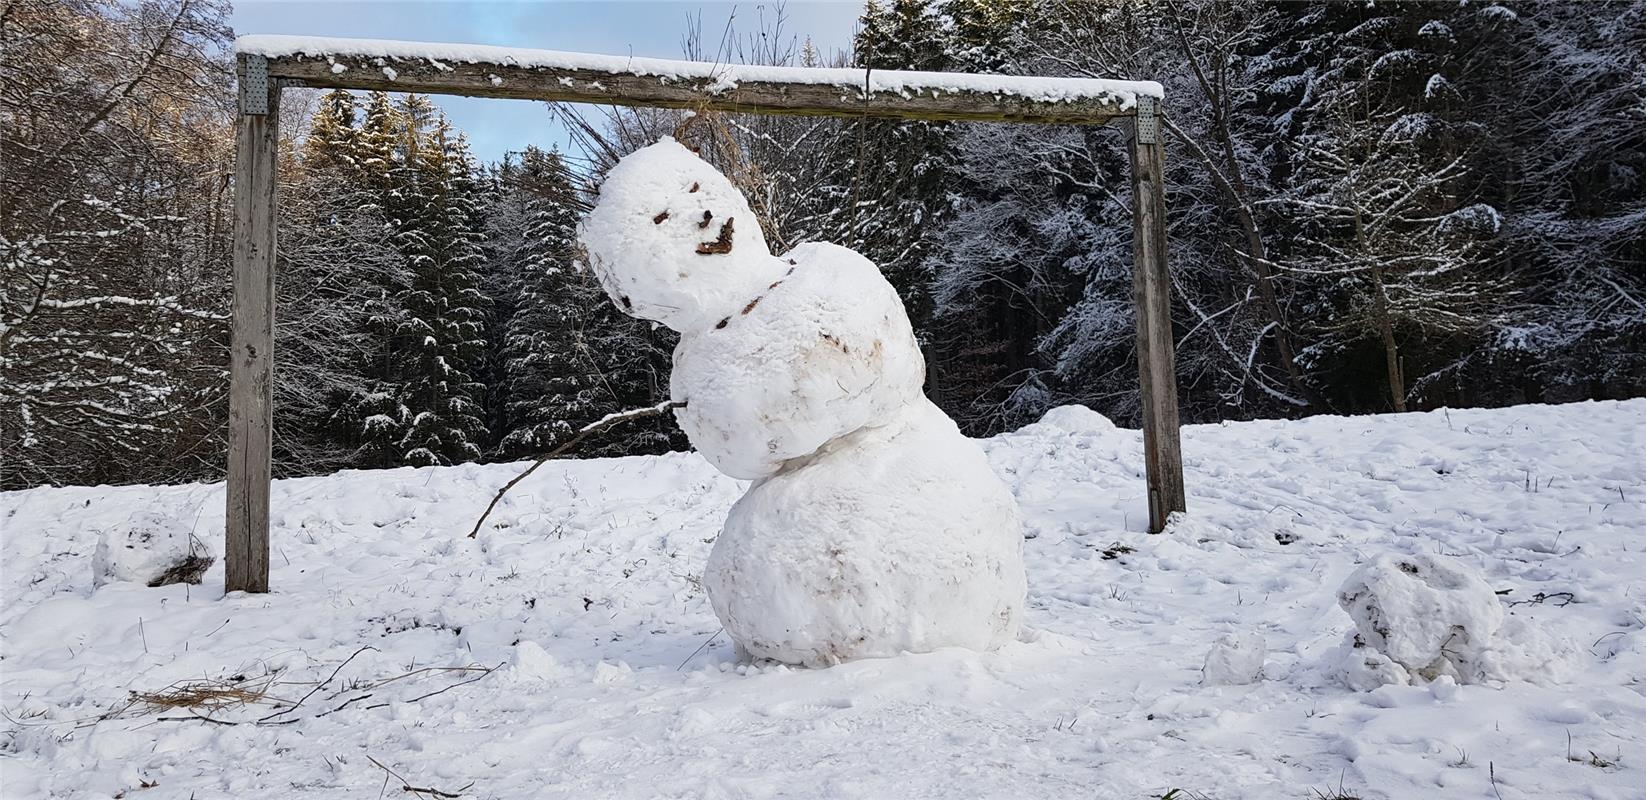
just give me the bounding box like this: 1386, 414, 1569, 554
231, 1, 864, 163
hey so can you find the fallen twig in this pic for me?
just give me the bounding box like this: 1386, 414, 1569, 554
677, 628, 723, 671
258, 645, 376, 723
367, 755, 474, 799
401, 662, 501, 704
313, 692, 377, 719
321, 663, 498, 717
336, 664, 490, 696
158, 709, 240, 726
1508, 591, 1575, 607
467, 400, 684, 538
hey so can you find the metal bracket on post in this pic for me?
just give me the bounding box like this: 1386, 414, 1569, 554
1134, 95, 1159, 145
240, 54, 269, 116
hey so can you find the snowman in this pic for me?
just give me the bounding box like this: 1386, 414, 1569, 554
581, 138, 1025, 667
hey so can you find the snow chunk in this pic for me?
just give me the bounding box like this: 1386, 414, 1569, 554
593, 661, 633, 684
1332, 553, 1576, 687
92, 510, 214, 588
1201, 631, 1266, 685
1338, 553, 1504, 681
509, 641, 564, 682
1336, 644, 1413, 692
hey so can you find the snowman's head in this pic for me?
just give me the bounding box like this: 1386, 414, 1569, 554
581, 137, 781, 332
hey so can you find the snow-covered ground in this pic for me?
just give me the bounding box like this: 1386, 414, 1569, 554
3, 400, 1643, 799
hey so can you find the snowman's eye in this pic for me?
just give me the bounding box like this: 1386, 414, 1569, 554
652, 210, 670, 224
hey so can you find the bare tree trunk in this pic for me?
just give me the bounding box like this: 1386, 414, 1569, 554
1225, 178, 1317, 411
1359, 211, 1406, 413
1164, 8, 1321, 412
1370, 268, 1407, 413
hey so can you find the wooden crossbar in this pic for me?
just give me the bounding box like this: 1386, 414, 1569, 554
240, 35, 1158, 124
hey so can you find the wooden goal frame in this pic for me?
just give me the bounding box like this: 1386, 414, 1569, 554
226, 37, 1185, 593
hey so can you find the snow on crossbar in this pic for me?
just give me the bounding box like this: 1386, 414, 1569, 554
235, 35, 1161, 124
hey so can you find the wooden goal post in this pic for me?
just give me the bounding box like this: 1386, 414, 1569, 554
225, 36, 1185, 593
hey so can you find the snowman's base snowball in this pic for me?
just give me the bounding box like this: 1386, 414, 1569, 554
92, 511, 214, 588
704, 400, 1026, 668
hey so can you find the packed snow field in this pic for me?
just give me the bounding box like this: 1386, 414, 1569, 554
3, 401, 1643, 799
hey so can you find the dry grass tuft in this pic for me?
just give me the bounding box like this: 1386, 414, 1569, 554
145, 550, 214, 587
130, 675, 276, 713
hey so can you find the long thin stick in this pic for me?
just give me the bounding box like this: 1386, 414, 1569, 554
367, 755, 473, 799
466, 400, 684, 538
257, 645, 376, 723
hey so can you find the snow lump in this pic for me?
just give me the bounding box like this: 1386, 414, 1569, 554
1331, 553, 1576, 688
1202, 631, 1266, 686
92, 510, 214, 588
581, 138, 1026, 666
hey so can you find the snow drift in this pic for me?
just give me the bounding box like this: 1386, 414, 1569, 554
4, 399, 1643, 799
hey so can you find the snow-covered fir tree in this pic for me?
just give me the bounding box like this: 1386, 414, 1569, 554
275, 90, 408, 474
486, 147, 679, 459
389, 112, 492, 467
491, 147, 592, 456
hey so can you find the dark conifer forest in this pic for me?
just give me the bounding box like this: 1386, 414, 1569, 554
4, 0, 1643, 488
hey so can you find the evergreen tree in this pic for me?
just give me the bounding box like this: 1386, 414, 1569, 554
1495, 2, 1646, 401
475, 160, 516, 448
845, 0, 957, 339
494, 148, 590, 456
489, 147, 679, 459
326, 91, 418, 468
276, 90, 406, 474
305, 89, 361, 170
392, 114, 492, 466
